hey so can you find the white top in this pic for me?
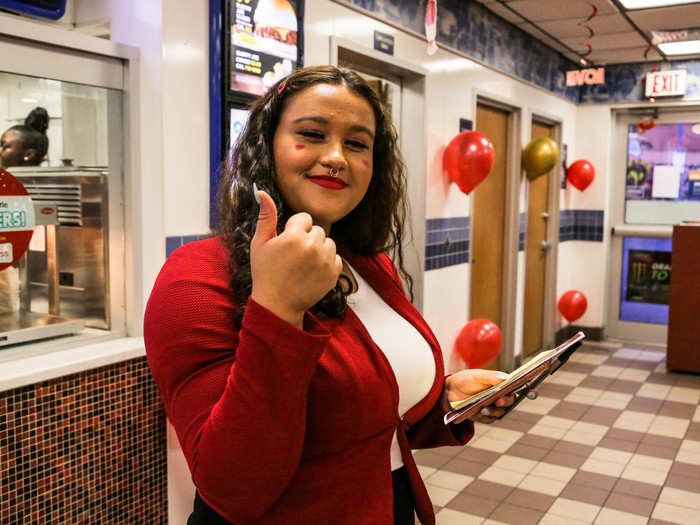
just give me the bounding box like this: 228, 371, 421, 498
347, 264, 435, 470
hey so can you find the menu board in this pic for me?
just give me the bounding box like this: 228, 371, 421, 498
626, 249, 671, 305
230, 0, 301, 96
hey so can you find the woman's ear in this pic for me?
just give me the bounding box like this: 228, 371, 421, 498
22, 148, 40, 164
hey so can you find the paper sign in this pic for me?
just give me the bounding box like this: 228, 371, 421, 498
0, 169, 35, 271
651, 165, 681, 199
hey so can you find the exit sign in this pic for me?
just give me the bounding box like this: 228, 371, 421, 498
645, 70, 687, 97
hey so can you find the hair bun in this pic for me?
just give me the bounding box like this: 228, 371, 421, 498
25, 107, 49, 135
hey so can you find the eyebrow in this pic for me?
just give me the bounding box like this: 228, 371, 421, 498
291, 116, 375, 139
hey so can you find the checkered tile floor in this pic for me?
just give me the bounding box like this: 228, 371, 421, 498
414, 344, 700, 524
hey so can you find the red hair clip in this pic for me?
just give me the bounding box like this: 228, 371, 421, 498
277, 80, 287, 95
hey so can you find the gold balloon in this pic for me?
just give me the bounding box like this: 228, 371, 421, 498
522, 137, 559, 180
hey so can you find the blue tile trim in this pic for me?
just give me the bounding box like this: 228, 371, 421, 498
165, 234, 211, 258
425, 216, 470, 271
559, 209, 604, 242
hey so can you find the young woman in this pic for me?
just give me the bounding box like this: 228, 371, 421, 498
0, 107, 49, 168
145, 66, 516, 525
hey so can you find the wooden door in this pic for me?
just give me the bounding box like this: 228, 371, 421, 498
471, 104, 509, 369
523, 122, 554, 357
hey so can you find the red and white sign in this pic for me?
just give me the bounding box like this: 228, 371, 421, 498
645, 70, 687, 97
0, 168, 35, 271
566, 67, 605, 87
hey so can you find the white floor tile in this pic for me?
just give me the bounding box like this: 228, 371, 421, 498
589, 447, 633, 465
530, 462, 577, 483
478, 465, 526, 487
627, 453, 672, 473
540, 513, 590, 524
647, 415, 690, 439
659, 486, 700, 511
538, 415, 576, 430
652, 502, 700, 525
435, 508, 485, 525
517, 396, 559, 415
591, 365, 624, 378
580, 458, 625, 478
635, 383, 670, 400
491, 454, 537, 474
667, 386, 700, 404
617, 368, 650, 382
548, 371, 587, 386
425, 470, 474, 492
613, 410, 654, 433
517, 474, 566, 496
417, 465, 437, 479
469, 436, 513, 454
548, 497, 600, 523
594, 507, 648, 525
620, 464, 668, 485
528, 424, 567, 440
424, 483, 459, 507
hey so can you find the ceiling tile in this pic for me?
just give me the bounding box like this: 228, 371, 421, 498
525, 13, 634, 39
561, 31, 647, 50
627, 5, 700, 31
587, 46, 662, 64
503, 0, 618, 22
480, 2, 526, 24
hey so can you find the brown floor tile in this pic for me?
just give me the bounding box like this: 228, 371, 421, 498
605, 357, 634, 368
665, 473, 700, 494
562, 362, 597, 375
629, 360, 660, 371
489, 503, 544, 525
551, 440, 595, 458
458, 447, 500, 465
613, 479, 662, 501
507, 443, 549, 462
598, 436, 638, 453
635, 443, 677, 460
660, 400, 697, 419
431, 446, 463, 458
548, 401, 589, 420
570, 470, 618, 491
646, 373, 678, 385
445, 491, 499, 517
675, 374, 700, 388
608, 379, 642, 394
669, 461, 700, 479
605, 428, 644, 443
413, 450, 450, 469
604, 493, 655, 517
579, 375, 614, 390
440, 458, 488, 477
640, 433, 682, 450
626, 396, 663, 414
536, 383, 574, 399
542, 450, 587, 469
507, 411, 541, 425
560, 482, 609, 506
515, 434, 557, 450
493, 417, 534, 433
465, 479, 514, 501
505, 489, 557, 512
505, 488, 555, 512
581, 406, 622, 426
685, 422, 700, 441
648, 520, 680, 525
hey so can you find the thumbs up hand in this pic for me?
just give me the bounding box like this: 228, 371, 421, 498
250, 189, 342, 328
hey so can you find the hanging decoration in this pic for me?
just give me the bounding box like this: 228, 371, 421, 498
567, 159, 595, 191
557, 290, 588, 323
455, 318, 502, 369
522, 137, 559, 181
637, 117, 656, 134
443, 131, 495, 194
425, 0, 438, 55
578, 3, 597, 60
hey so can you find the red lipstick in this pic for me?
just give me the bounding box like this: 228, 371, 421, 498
307, 176, 347, 189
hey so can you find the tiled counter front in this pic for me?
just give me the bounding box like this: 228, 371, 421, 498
0, 357, 167, 525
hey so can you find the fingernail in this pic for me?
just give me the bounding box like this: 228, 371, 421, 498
252, 182, 261, 205
480, 408, 491, 416
527, 391, 537, 400
496, 373, 509, 380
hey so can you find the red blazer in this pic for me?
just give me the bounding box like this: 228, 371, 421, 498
144, 237, 474, 525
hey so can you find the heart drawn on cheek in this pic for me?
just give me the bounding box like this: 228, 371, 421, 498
295, 144, 305, 150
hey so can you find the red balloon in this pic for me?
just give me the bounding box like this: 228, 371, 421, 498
455, 318, 502, 368
557, 290, 588, 323
443, 131, 495, 194
567, 159, 595, 191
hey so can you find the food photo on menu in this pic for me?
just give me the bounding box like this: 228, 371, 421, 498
231, 0, 299, 95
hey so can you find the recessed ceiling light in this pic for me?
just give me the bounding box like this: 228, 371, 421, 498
619, 0, 699, 8
658, 40, 700, 55
692, 123, 700, 134
20, 97, 39, 104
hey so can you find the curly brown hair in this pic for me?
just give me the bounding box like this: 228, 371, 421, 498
216, 65, 413, 327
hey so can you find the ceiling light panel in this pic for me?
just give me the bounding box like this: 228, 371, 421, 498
619, 1, 699, 9
658, 39, 700, 54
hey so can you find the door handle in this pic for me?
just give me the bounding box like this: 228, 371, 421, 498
541, 212, 550, 220
541, 240, 551, 251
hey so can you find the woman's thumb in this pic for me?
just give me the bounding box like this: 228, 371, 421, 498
252, 189, 278, 245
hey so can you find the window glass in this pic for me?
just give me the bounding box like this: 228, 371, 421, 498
625, 122, 700, 224
0, 71, 119, 346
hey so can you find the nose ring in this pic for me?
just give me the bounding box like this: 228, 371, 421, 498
329, 168, 339, 177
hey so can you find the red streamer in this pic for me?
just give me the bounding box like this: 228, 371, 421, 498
577, 3, 597, 59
